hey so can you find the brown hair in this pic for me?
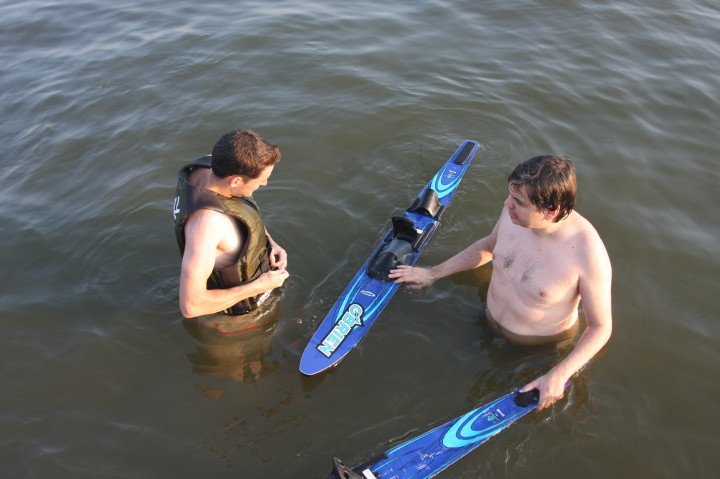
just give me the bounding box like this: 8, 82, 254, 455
507, 155, 576, 222
211, 129, 280, 179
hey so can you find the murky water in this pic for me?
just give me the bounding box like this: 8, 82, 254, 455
1, 1, 718, 477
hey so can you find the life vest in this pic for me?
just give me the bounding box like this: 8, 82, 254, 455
173, 156, 272, 315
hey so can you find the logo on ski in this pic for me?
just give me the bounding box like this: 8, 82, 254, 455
172, 196, 180, 220
317, 303, 365, 358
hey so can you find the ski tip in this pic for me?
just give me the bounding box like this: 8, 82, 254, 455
452, 140, 480, 165
299, 355, 340, 376
298, 359, 323, 376
298, 346, 317, 375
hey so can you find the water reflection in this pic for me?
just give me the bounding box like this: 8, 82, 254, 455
466, 308, 596, 424
182, 297, 284, 384
468, 317, 578, 399
452, 265, 593, 409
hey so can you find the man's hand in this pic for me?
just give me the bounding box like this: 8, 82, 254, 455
268, 238, 288, 270
258, 267, 289, 291
387, 265, 436, 290
520, 371, 567, 410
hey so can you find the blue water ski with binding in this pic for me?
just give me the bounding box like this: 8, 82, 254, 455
300, 141, 480, 376
329, 388, 542, 479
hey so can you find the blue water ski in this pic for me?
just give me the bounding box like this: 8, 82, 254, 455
300, 141, 480, 376
329, 388, 543, 479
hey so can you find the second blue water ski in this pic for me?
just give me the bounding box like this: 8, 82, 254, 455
329, 388, 543, 479
300, 141, 480, 375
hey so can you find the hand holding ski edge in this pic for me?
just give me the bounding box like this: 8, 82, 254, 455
328, 383, 570, 479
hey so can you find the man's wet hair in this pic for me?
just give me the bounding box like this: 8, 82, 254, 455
211, 129, 280, 179
507, 155, 577, 222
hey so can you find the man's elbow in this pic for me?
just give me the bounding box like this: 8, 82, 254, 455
179, 297, 201, 318
592, 319, 613, 347
603, 321, 613, 342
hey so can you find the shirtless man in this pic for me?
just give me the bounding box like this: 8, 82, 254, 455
173, 130, 289, 319
388, 155, 612, 409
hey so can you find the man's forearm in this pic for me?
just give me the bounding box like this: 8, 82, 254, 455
549, 322, 612, 383
180, 280, 268, 318
430, 239, 493, 280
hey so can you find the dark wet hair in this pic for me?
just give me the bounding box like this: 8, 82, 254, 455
507, 155, 576, 222
210, 129, 281, 179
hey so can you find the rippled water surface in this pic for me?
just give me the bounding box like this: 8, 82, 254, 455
1, 1, 718, 477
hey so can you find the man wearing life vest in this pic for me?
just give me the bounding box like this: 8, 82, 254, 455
173, 130, 289, 318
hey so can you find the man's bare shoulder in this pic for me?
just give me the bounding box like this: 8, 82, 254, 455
567, 212, 611, 267
184, 208, 233, 246
568, 212, 604, 243
493, 205, 513, 232
185, 207, 243, 263
186, 207, 229, 230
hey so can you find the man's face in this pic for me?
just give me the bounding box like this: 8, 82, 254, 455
230, 164, 275, 198
503, 183, 548, 228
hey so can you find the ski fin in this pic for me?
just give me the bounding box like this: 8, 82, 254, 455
330, 457, 377, 479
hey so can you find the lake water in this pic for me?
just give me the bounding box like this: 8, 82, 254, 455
1, 1, 718, 477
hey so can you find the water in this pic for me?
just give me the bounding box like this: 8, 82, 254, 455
1, 0, 718, 477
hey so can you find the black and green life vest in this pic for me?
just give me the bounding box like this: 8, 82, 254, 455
173, 156, 272, 315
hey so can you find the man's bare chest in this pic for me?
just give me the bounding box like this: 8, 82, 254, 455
492, 233, 579, 302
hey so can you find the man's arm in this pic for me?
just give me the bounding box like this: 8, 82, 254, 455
522, 233, 613, 409
387, 215, 500, 289
178, 211, 288, 318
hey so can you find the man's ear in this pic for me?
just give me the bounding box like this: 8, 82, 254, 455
545, 207, 559, 219
228, 175, 246, 187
